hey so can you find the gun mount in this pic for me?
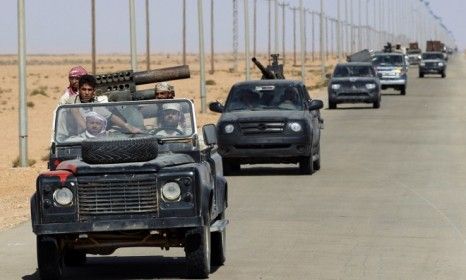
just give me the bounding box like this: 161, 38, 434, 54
251, 54, 285, 80
95, 65, 190, 101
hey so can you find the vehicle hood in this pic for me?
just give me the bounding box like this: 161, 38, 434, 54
219, 110, 305, 122
56, 153, 195, 175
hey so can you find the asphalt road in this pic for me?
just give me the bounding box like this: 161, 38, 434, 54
3, 55, 466, 280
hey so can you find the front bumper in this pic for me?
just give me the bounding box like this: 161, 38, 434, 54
218, 134, 311, 162
33, 216, 203, 235
419, 66, 445, 74
379, 78, 406, 86
329, 90, 379, 104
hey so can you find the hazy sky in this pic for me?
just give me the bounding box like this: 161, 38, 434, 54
0, 0, 464, 55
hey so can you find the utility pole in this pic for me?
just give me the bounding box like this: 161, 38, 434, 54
279, 2, 289, 64
182, 0, 187, 65
233, 0, 239, 71
311, 11, 315, 62
197, 0, 207, 113
244, 0, 250, 79
299, 0, 305, 82
129, 0, 137, 71
210, 0, 215, 74
358, 0, 362, 50
253, 0, 257, 58
290, 7, 297, 66
344, 0, 349, 55
18, 0, 28, 167
350, 0, 354, 53
267, 0, 273, 58
320, 0, 325, 78
145, 0, 150, 70
91, 0, 96, 74
336, 0, 341, 61
274, 0, 279, 54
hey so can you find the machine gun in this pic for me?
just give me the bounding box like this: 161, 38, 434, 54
251, 54, 285, 80
383, 42, 393, 53
95, 65, 190, 101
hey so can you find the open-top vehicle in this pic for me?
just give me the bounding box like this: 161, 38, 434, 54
31, 99, 228, 279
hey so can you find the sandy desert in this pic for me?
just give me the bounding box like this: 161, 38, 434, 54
0, 53, 334, 230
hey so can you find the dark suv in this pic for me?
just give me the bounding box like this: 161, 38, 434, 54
209, 80, 324, 175
419, 52, 447, 78
31, 99, 228, 279
327, 62, 381, 109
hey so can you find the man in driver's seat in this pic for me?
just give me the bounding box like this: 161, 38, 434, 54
154, 103, 188, 137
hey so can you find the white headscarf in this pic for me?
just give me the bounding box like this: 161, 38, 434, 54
85, 111, 107, 137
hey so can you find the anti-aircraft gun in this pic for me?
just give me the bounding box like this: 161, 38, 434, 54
251, 54, 285, 79
94, 65, 190, 101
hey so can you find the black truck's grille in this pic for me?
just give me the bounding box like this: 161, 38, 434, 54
426, 62, 437, 68
239, 121, 286, 134
77, 174, 158, 217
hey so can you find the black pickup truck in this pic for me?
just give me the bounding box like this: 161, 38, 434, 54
209, 80, 324, 175
31, 99, 228, 279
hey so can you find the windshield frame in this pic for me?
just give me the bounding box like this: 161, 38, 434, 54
53, 98, 197, 145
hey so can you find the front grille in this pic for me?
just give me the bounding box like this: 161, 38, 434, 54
338, 92, 369, 97
426, 62, 437, 68
77, 174, 158, 217
340, 81, 368, 89
239, 121, 286, 135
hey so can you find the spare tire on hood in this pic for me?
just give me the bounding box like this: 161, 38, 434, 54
81, 136, 158, 164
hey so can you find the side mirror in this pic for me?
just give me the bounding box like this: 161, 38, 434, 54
202, 124, 218, 146
209, 101, 224, 113
325, 73, 332, 79
308, 99, 324, 111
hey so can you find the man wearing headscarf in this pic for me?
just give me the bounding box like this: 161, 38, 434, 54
154, 82, 175, 99
58, 66, 88, 105
67, 112, 108, 141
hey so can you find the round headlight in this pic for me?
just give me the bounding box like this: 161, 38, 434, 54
365, 83, 376, 90
331, 84, 341, 90
224, 124, 234, 134
53, 188, 73, 206
438, 62, 444, 66
162, 182, 181, 201
288, 122, 302, 132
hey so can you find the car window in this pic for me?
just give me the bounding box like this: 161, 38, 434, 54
372, 55, 404, 66
225, 84, 303, 111
54, 99, 196, 146
422, 53, 443, 60
334, 65, 374, 77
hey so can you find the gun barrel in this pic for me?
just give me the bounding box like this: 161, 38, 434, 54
251, 57, 276, 79
133, 65, 190, 85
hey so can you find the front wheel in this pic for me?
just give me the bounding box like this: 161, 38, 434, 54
400, 86, 406, 95
211, 213, 226, 267
313, 144, 321, 171
329, 102, 336, 109
419, 72, 424, 78
185, 226, 211, 279
373, 99, 380, 109
299, 154, 315, 175
37, 236, 64, 280
441, 71, 446, 78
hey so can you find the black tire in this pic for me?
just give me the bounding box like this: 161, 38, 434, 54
64, 248, 86, 266
185, 226, 211, 279
419, 72, 424, 78
373, 99, 380, 109
81, 136, 158, 164
37, 236, 64, 280
222, 159, 240, 176
441, 71, 446, 78
211, 213, 226, 267
313, 144, 321, 171
329, 102, 336, 109
400, 86, 406, 95
299, 154, 315, 175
